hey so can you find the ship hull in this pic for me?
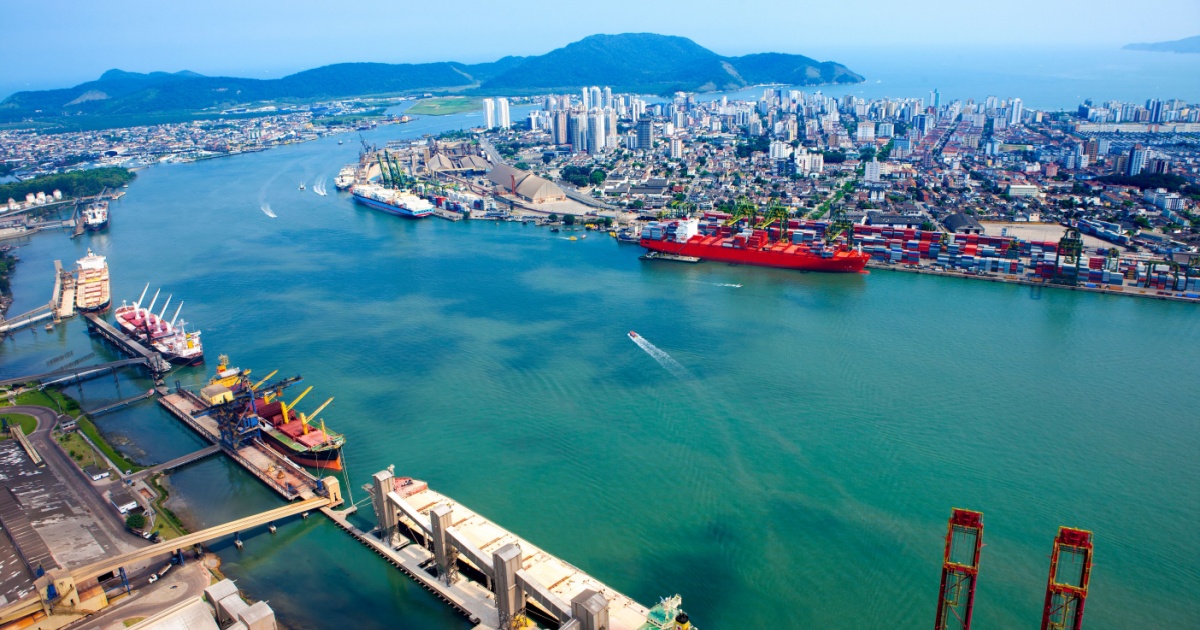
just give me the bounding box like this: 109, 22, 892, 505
162, 352, 204, 366
641, 237, 868, 273
353, 193, 433, 218
77, 299, 111, 313
85, 219, 109, 232
261, 431, 344, 471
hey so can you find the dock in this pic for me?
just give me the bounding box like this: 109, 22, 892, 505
158, 391, 322, 500
82, 313, 171, 374
433, 208, 464, 222
363, 469, 685, 630
85, 389, 156, 417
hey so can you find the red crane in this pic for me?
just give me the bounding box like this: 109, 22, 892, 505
1041, 527, 1093, 630
934, 508, 984, 630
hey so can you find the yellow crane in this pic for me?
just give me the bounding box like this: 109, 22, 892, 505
300, 397, 334, 435
280, 385, 313, 425
251, 370, 279, 391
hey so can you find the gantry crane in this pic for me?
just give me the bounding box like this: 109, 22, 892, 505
1052, 226, 1085, 286
934, 509, 984, 630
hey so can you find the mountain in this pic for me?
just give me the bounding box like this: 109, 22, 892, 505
0, 33, 861, 125
1123, 35, 1200, 53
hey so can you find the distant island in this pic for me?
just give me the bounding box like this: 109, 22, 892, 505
0, 33, 861, 127
1123, 34, 1200, 53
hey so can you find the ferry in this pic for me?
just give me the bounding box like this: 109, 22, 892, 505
350, 183, 434, 218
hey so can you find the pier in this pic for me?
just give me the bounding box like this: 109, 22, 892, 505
82, 313, 171, 374
158, 390, 323, 500
85, 389, 156, 417
0, 358, 150, 389
357, 468, 683, 630
129, 445, 222, 481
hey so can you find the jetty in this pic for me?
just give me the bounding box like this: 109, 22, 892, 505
158, 389, 322, 500
82, 313, 171, 374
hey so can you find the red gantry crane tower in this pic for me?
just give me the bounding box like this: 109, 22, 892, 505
1041, 527, 1094, 630
934, 508, 984, 630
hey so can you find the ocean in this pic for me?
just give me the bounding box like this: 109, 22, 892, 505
1, 94, 1198, 628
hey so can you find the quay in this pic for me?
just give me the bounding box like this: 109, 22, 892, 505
158, 389, 322, 500
864, 261, 1200, 304
639, 252, 701, 263
82, 313, 171, 374
433, 208, 464, 222
0, 260, 75, 335
357, 468, 686, 630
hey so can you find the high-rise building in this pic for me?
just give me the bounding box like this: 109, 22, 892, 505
602, 86, 612, 109
636, 118, 654, 151
1009, 98, 1023, 125
1128, 144, 1148, 176
856, 121, 875, 142
581, 87, 590, 110
482, 98, 495, 129
631, 99, 645, 122
570, 114, 588, 153
930, 89, 940, 109
588, 111, 605, 154
552, 110, 568, 145
1147, 99, 1163, 123
589, 87, 602, 111
864, 157, 881, 182
670, 136, 683, 159
497, 97, 511, 130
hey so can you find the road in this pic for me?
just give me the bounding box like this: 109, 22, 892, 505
6, 405, 147, 560
71, 561, 210, 630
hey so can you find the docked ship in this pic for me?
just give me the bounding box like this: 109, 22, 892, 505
74, 250, 111, 312
351, 183, 434, 218
82, 200, 109, 231
640, 218, 869, 273
113, 285, 204, 365
198, 359, 347, 470
334, 166, 356, 190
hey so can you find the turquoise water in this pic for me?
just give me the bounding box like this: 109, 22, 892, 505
2, 114, 1199, 628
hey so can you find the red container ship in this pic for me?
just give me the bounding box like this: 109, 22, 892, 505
639, 218, 869, 273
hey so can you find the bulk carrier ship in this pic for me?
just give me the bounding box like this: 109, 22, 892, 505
640, 217, 869, 273
200, 357, 346, 470
113, 284, 203, 365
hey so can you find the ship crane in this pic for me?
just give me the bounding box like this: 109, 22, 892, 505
299, 397, 334, 435
251, 370, 279, 391
280, 385, 313, 425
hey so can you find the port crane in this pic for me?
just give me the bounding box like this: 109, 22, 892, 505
207, 374, 302, 449
753, 203, 792, 242
825, 207, 856, 245
722, 196, 760, 227
1051, 226, 1085, 286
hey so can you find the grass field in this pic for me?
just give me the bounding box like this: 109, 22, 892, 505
0, 413, 38, 437
406, 97, 481, 116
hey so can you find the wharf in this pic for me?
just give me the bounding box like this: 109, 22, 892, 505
158, 391, 320, 500
865, 261, 1200, 303
433, 208, 464, 222
82, 313, 170, 374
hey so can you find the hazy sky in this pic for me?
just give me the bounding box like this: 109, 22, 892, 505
1, 0, 1197, 92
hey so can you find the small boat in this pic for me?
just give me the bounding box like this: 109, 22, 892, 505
299, 183, 306, 191
628, 331, 639, 340
338, 140, 344, 145
550, 227, 560, 233
580, 234, 587, 239
568, 236, 578, 241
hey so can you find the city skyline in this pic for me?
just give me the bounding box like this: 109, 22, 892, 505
1, 0, 1198, 96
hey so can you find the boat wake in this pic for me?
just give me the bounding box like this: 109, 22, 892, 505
629, 332, 689, 378
312, 179, 328, 196
260, 203, 277, 218
712, 283, 742, 288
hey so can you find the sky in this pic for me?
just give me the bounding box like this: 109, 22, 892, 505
1, 0, 1198, 95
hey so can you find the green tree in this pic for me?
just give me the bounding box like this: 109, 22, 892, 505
125, 513, 146, 530
589, 169, 607, 186
563, 214, 576, 226
514, 162, 530, 171
548, 213, 559, 222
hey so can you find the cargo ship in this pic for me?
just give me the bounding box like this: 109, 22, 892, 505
114, 285, 204, 365
74, 250, 111, 312
351, 183, 434, 218
334, 166, 356, 191
82, 200, 109, 231
640, 218, 869, 273
198, 358, 346, 470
